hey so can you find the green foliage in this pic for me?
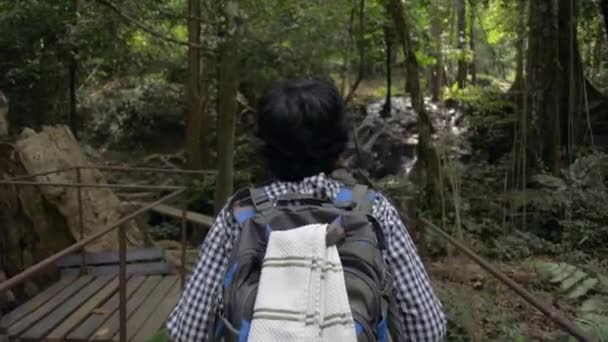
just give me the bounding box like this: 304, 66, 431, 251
149, 222, 181, 241
147, 328, 171, 342
83, 75, 184, 150
507, 153, 608, 254
531, 260, 608, 341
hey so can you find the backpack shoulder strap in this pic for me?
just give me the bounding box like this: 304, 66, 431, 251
334, 183, 376, 215
230, 185, 273, 224
352, 184, 374, 214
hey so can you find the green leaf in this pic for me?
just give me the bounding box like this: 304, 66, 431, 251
561, 270, 588, 292
147, 328, 170, 342
551, 264, 577, 284
568, 278, 599, 300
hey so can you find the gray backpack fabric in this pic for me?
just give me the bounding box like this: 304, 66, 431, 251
211, 183, 401, 342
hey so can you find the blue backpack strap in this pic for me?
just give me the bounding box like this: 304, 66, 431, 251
335, 184, 376, 214
231, 186, 274, 224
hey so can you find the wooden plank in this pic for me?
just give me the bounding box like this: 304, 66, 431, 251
6, 276, 93, 337
60, 262, 173, 277
89, 276, 166, 341
65, 276, 146, 342
0, 276, 76, 330
130, 280, 181, 341
123, 276, 178, 341
56, 248, 164, 268
139, 202, 214, 227
46, 276, 120, 341
20, 275, 114, 341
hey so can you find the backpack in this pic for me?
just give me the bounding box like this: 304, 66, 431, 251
210, 183, 402, 342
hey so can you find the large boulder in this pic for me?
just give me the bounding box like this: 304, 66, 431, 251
0, 125, 144, 298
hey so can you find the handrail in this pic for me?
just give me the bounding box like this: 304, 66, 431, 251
420, 218, 594, 342
0, 165, 210, 342
0, 188, 185, 295
0, 180, 183, 191
2, 166, 76, 181
84, 164, 217, 175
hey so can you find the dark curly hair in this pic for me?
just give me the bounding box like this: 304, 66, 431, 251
255, 79, 349, 181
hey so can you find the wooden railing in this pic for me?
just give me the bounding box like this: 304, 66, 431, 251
0, 165, 213, 342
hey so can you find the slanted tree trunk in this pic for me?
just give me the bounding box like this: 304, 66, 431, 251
388, 0, 440, 205
456, 0, 467, 88
214, 0, 241, 213
185, 0, 203, 169
527, 0, 562, 173
430, 0, 443, 101
344, 0, 366, 105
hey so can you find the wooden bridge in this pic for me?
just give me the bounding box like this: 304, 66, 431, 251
0, 166, 214, 342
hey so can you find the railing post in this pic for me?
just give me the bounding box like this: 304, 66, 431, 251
181, 209, 187, 289
118, 223, 127, 342
77, 167, 86, 275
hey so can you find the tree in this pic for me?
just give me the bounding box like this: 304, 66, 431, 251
600, 0, 608, 42
185, 0, 204, 169
430, 0, 444, 102
214, 0, 241, 213
556, 0, 604, 158
526, 0, 561, 173
380, 10, 393, 118
456, 0, 467, 88
468, 0, 476, 85
510, 0, 526, 93
388, 0, 441, 204
68, 0, 78, 139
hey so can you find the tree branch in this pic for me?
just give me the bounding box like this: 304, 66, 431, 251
94, 0, 206, 49
344, 0, 365, 106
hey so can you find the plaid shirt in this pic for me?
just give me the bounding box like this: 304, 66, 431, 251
167, 173, 447, 341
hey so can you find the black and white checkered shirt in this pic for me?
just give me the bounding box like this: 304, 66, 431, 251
167, 173, 446, 341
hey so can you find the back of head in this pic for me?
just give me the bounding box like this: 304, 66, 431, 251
255, 79, 348, 181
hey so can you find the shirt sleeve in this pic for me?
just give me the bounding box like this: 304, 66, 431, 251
373, 194, 447, 341
166, 205, 236, 341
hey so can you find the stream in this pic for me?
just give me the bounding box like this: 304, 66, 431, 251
345, 96, 469, 178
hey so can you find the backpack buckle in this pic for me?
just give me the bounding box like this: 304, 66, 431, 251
250, 187, 273, 212
325, 223, 345, 246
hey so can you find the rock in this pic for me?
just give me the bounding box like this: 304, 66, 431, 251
345, 96, 469, 178
0, 125, 148, 301
14, 125, 144, 251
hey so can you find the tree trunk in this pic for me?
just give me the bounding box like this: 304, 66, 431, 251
456, 0, 467, 88
381, 22, 393, 118
527, 0, 561, 173
468, 0, 476, 86
591, 28, 603, 82
557, 0, 601, 158
68, 0, 78, 139
388, 0, 440, 205
600, 0, 608, 43
214, 0, 241, 213
430, 0, 443, 102
185, 0, 203, 169
344, 0, 366, 106
511, 0, 526, 93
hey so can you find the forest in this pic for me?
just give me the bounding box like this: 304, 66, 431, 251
1, 0, 608, 341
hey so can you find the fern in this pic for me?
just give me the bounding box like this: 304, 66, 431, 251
531, 260, 608, 341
